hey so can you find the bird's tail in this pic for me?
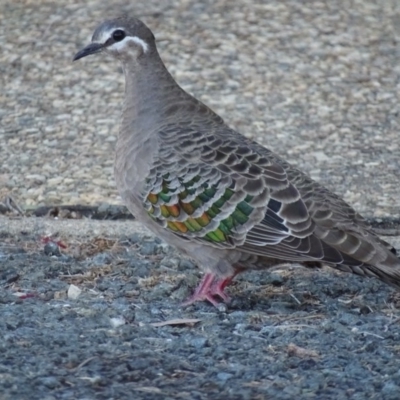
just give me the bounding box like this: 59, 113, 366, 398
329, 237, 400, 289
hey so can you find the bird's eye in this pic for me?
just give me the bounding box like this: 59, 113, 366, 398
112, 29, 126, 41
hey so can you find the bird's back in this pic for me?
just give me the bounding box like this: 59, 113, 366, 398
137, 93, 400, 285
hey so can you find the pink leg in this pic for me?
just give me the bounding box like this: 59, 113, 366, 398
209, 276, 235, 303
182, 273, 237, 307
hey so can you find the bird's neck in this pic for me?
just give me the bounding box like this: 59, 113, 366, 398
119, 49, 223, 142
120, 51, 188, 136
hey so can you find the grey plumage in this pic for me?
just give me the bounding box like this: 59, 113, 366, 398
74, 17, 400, 305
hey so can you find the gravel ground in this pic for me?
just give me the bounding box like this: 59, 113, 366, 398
1, 0, 399, 217
1, 0, 400, 399
1, 220, 400, 400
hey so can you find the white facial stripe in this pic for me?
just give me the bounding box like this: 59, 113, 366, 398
97, 28, 149, 53
110, 36, 149, 53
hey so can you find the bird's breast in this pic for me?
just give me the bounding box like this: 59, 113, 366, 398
114, 125, 159, 213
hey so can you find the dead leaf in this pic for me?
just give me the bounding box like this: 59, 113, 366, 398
287, 343, 319, 358
134, 387, 162, 394
150, 318, 201, 327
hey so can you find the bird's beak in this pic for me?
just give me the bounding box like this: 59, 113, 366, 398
73, 42, 105, 61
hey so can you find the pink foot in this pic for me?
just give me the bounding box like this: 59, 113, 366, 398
182, 273, 235, 307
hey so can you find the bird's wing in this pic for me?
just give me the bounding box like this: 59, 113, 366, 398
143, 123, 397, 273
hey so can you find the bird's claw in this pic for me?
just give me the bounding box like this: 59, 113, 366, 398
182, 273, 233, 308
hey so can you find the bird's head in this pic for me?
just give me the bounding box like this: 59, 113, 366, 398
73, 17, 155, 62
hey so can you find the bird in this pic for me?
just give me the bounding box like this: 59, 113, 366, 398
74, 17, 400, 307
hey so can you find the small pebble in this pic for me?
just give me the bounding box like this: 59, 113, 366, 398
217, 372, 233, 382
139, 241, 158, 255
67, 284, 82, 300
109, 317, 126, 328
43, 242, 61, 257
38, 377, 59, 389
190, 337, 208, 349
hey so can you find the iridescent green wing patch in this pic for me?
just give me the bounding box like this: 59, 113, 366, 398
145, 173, 255, 244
